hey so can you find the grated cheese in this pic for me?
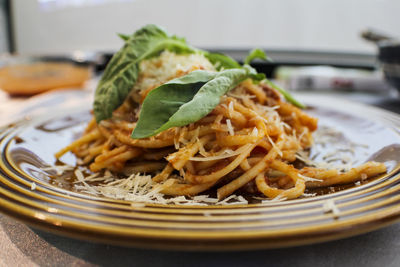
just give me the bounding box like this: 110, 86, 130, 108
296, 125, 370, 173
217, 194, 248, 205
267, 135, 283, 157
302, 192, 317, 197
298, 173, 322, 182
74, 169, 99, 195
189, 144, 250, 161
226, 119, 234, 136
228, 101, 234, 117
130, 51, 215, 102
220, 103, 228, 110
322, 199, 340, 218
63, 168, 252, 205
261, 194, 287, 203
41, 165, 74, 175
251, 127, 259, 137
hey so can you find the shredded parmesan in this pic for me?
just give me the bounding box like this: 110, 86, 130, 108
226, 119, 234, 136
251, 127, 259, 137
41, 165, 74, 175
298, 173, 322, 182
189, 144, 250, 161
322, 199, 340, 218
302, 192, 317, 197
197, 137, 209, 157
267, 135, 283, 157
68, 170, 251, 205
228, 101, 234, 117
296, 125, 370, 173
261, 194, 287, 203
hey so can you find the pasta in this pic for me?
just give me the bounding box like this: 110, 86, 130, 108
55, 50, 387, 203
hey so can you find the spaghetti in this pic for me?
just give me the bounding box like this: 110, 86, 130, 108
55, 50, 386, 202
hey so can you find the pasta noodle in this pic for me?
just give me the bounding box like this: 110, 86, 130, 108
55, 51, 387, 203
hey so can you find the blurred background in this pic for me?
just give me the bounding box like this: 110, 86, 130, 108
2, 0, 399, 54
1, 0, 400, 123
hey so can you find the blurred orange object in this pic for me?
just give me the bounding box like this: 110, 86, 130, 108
0, 62, 90, 95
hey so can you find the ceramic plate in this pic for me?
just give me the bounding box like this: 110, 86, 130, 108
1, 95, 400, 250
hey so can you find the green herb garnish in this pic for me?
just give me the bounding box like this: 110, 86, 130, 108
244, 48, 270, 64
131, 68, 252, 139
93, 24, 305, 138
264, 79, 305, 109
93, 24, 195, 122
203, 52, 242, 70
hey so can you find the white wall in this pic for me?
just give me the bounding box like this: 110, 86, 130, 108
11, 0, 400, 55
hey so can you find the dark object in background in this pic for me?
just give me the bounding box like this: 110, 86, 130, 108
379, 42, 400, 91
362, 29, 400, 91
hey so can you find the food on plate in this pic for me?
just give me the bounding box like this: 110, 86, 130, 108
0, 62, 90, 95
55, 25, 386, 203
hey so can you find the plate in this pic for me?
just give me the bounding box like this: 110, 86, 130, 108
1, 95, 400, 250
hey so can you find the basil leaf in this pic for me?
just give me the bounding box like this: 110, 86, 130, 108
117, 33, 130, 41
131, 69, 248, 139
244, 48, 269, 64
243, 64, 266, 82
244, 50, 305, 108
203, 52, 241, 70
93, 24, 195, 122
264, 79, 306, 109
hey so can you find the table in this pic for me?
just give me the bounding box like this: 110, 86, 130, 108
1, 212, 400, 267
1, 88, 400, 267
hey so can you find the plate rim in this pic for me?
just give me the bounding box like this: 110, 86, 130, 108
1, 94, 400, 250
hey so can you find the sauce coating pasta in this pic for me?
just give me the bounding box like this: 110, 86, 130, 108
55, 51, 386, 202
